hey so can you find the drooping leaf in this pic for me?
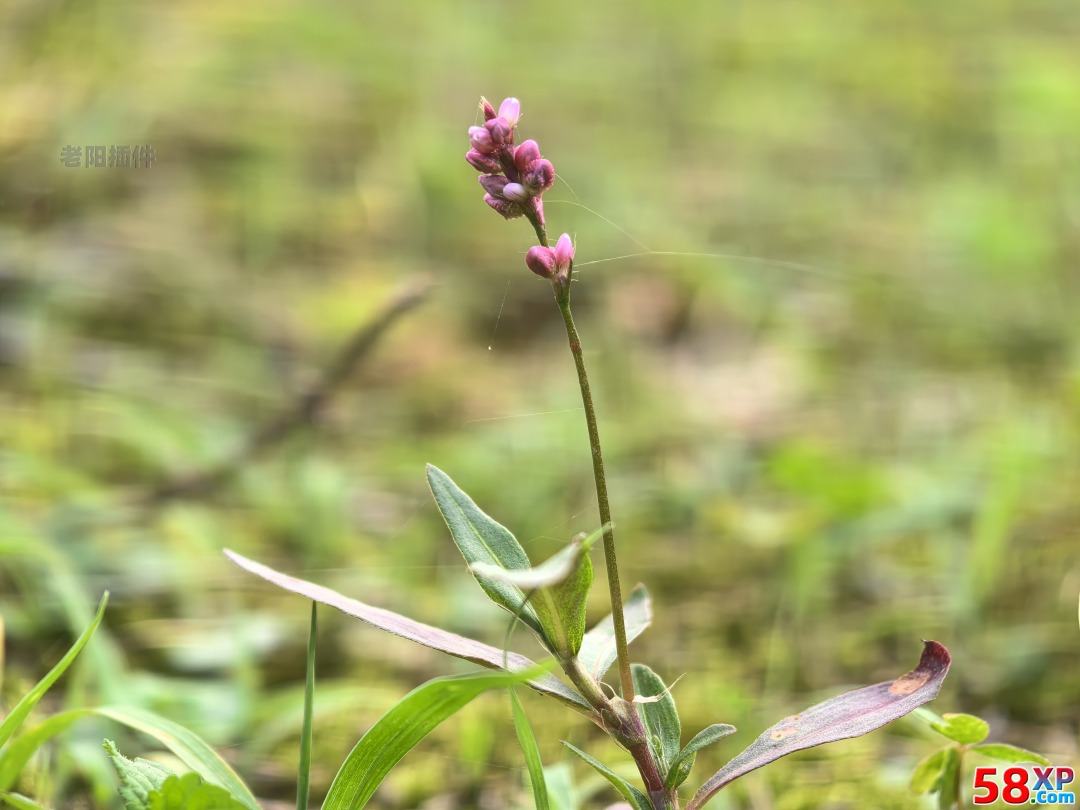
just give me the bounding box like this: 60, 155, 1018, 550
148, 773, 249, 810
971, 743, 1050, 765
510, 688, 549, 810
426, 464, 544, 637
94, 706, 260, 810
322, 670, 537, 810
0, 593, 108, 748
931, 713, 989, 745
936, 746, 960, 810
224, 550, 590, 711
665, 724, 737, 790
561, 742, 652, 810
686, 641, 951, 810
630, 665, 680, 781
476, 533, 597, 658
103, 739, 175, 810
578, 585, 652, 682
909, 748, 948, 795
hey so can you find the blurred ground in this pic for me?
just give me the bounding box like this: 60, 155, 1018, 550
1, 0, 1078, 807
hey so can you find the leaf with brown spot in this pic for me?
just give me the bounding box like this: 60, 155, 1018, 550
686, 641, 951, 810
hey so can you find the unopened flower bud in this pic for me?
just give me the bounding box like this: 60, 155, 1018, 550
498, 97, 521, 129
502, 182, 529, 202
523, 159, 555, 194
525, 246, 556, 278
478, 174, 510, 198
513, 140, 542, 174
466, 149, 502, 174
484, 193, 522, 220
481, 98, 497, 120
554, 233, 575, 268
468, 126, 495, 154
485, 117, 512, 145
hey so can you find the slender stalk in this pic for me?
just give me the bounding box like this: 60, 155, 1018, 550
297, 602, 317, 810
554, 285, 635, 703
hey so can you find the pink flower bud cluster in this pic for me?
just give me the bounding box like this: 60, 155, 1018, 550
465, 97, 555, 224
526, 233, 574, 282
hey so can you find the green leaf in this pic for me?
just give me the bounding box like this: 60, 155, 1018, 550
426, 465, 544, 638
687, 641, 951, 810
476, 531, 598, 658
931, 713, 989, 745
909, 748, 948, 795
103, 739, 175, 810
665, 724, 737, 790
578, 585, 651, 682
0, 593, 108, 748
510, 688, 549, 810
322, 669, 538, 810
971, 743, 1051, 765
148, 773, 249, 810
0, 711, 85, 791
94, 706, 260, 810
936, 747, 960, 810
224, 550, 590, 711
561, 742, 651, 810
630, 664, 681, 780
0, 792, 53, 810
297, 603, 317, 810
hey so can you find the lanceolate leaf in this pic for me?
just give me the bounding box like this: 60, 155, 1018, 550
322, 670, 537, 810
561, 742, 652, 810
426, 465, 545, 638
578, 585, 652, 682
971, 743, 1050, 765
630, 665, 680, 780
223, 550, 590, 711
0, 593, 108, 748
930, 713, 988, 745
909, 748, 948, 795
510, 688, 550, 810
665, 724, 737, 790
686, 641, 951, 810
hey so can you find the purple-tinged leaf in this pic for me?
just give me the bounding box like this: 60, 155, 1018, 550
686, 641, 951, 810
224, 549, 591, 711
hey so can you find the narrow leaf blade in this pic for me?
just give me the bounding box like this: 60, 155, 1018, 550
94, 706, 260, 810
0, 792, 53, 810
426, 465, 543, 635
970, 743, 1051, 765
909, 748, 948, 795
0, 594, 108, 748
322, 670, 534, 810
561, 742, 652, 810
687, 641, 951, 810
630, 664, 680, 779
578, 585, 652, 682
666, 724, 737, 790
224, 550, 589, 711
510, 688, 550, 810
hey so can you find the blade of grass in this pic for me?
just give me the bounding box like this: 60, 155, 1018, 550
510, 688, 549, 810
0, 593, 108, 748
297, 603, 317, 810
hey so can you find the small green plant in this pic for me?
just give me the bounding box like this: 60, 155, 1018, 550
225, 96, 954, 809
910, 711, 1050, 810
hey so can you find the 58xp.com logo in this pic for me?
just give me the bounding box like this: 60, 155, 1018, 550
974, 766, 1075, 805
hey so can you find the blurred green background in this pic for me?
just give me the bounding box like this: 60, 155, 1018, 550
2, 0, 1078, 807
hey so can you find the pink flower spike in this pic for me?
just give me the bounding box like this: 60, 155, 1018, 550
502, 182, 529, 203
525, 246, 556, 278
468, 126, 494, 154
465, 149, 502, 174
513, 140, 541, 174
554, 233, 575, 268
498, 97, 521, 128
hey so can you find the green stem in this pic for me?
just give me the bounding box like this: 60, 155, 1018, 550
554, 285, 635, 704
297, 602, 317, 810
